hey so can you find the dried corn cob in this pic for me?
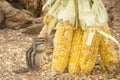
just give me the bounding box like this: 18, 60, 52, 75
42, 0, 120, 74
52, 22, 73, 73
79, 29, 101, 74
39, 14, 57, 38
68, 27, 83, 73
99, 24, 118, 67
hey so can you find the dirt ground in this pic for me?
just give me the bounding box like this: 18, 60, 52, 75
0, 0, 120, 80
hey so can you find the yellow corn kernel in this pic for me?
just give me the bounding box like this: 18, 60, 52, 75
52, 23, 73, 73
43, 14, 53, 25
68, 27, 83, 73
100, 24, 118, 67
79, 30, 101, 74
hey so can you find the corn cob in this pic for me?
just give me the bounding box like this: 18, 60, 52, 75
39, 14, 57, 38
79, 29, 101, 74
68, 27, 83, 73
52, 22, 73, 73
99, 24, 118, 67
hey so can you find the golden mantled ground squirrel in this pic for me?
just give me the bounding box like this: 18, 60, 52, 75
13, 33, 54, 74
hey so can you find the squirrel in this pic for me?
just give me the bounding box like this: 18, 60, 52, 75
12, 32, 54, 74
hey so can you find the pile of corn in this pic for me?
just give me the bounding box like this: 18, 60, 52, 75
42, 0, 120, 74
